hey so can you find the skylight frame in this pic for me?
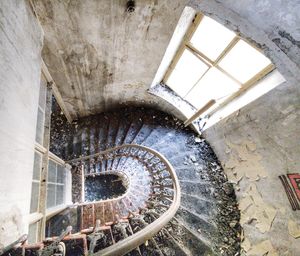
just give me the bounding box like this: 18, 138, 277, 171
162, 13, 275, 120
163, 44, 211, 87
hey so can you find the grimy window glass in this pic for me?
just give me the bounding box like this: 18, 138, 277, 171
30, 151, 42, 214
46, 160, 66, 209
28, 221, 39, 244
35, 80, 47, 145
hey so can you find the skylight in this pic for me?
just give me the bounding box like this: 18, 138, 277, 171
166, 49, 208, 97
190, 16, 236, 61
185, 67, 241, 109
218, 40, 272, 83
163, 13, 274, 119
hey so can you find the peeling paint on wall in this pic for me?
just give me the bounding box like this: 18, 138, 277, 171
288, 220, 300, 239
224, 140, 267, 183
239, 183, 277, 233
246, 240, 278, 256
215, 138, 300, 254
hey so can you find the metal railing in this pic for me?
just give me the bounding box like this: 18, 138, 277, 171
68, 144, 181, 256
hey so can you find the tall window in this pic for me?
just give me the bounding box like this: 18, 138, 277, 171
28, 75, 47, 243
28, 73, 70, 244
163, 14, 274, 117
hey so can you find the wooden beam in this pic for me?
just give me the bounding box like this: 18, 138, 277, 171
184, 99, 216, 127
208, 64, 275, 117
162, 13, 203, 84
41, 60, 73, 123
38, 82, 53, 241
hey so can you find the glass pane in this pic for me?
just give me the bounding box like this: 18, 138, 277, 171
191, 16, 236, 61
185, 67, 241, 110
56, 185, 65, 206
219, 40, 271, 83
28, 222, 38, 244
35, 107, 44, 145
33, 151, 42, 180
30, 182, 40, 213
38, 80, 47, 111
56, 164, 65, 184
166, 49, 208, 98
48, 160, 57, 183
47, 183, 56, 209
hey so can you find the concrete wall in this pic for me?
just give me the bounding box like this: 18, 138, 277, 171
31, 0, 191, 121
0, 0, 43, 247
196, 0, 300, 254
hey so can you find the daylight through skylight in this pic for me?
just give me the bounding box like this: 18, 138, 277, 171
163, 13, 274, 117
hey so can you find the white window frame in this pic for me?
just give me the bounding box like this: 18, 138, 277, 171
163, 13, 275, 125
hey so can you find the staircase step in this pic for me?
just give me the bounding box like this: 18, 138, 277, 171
106, 114, 119, 148
123, 120, 144, 144
172, 219, 215, 256
98, 115, 110, 151
181, 193, 217, 216
49, 107, 240, 255
176, 206, 217, 239
141, 126, 170, 147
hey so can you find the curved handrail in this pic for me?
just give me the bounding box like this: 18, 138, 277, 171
68, 144, 181, 256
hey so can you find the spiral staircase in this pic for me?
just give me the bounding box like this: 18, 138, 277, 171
5, 107, 240, 256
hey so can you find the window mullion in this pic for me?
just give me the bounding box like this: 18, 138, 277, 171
163, 13, 203, 84
215, 65, 243, 85
163, 45, 186, 83
185, 13, 204, 41
206, 64, 275, 118
185, 43, 214, 66
214, 36, 240, 65
182, 61, 210, 99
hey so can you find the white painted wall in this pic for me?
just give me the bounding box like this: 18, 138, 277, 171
0, 0, 43, 248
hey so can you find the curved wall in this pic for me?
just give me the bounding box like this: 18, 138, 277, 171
193, 0, 300, 254
34, 0, 300, 253
0, 0, 43, 247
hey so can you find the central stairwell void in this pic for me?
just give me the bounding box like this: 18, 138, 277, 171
47, 106, 240, 256
84, 173, 128, 202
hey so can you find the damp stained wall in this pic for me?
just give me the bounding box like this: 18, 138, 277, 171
198, 0, 300, 255
0, 0, 43, 248
14, 0, 300, 254
31, 0, 190, 121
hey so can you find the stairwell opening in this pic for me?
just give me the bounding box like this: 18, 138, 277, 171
84, 172, 129, 202
49, 105, 241, 255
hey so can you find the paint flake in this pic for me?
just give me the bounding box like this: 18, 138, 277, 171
247, 240, 278, 256
288, 220, 300, 239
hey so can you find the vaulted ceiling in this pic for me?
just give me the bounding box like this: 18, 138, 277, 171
32, 0, 187, 120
